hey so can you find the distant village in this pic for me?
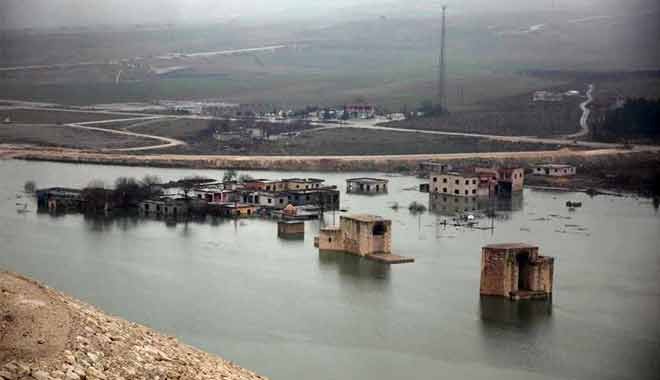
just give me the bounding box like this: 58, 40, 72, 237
36, 175, 341, 221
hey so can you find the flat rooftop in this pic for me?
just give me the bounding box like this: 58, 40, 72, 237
283, 178, 325, 182
346, 177, 389, 184
342, 214, 387, 223
442, 170, 479, 178
483, 243, 539, 250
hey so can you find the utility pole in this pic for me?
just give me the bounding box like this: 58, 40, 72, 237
438, 5, 448, 113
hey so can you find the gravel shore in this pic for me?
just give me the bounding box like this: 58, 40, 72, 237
0, 271, 267, 380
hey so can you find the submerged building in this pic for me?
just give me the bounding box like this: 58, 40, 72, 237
480, 243, 555, 300
316, 214, 413, 264
36, 188, 82, 212
346, 178, 389, 194
429, 167, 524, 198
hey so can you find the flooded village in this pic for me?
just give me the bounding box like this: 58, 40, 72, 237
1, 1, 659, 379
3, 159, 659, 380
31, 161, 580, 276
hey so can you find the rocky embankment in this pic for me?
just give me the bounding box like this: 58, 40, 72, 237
0, 272, 266, 380
1, 143, 659, 172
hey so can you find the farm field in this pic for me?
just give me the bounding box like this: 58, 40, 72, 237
0, 108, 135, 124
0, 123, 156, 149
384, 84, 585, 137
153, 127, 559, 156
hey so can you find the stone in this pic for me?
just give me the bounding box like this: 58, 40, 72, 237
63, 355, 75, 365
0, 370, 16, 380
86, 353, 98, 364
31, 371, 50, 380
64, 371, 79, 380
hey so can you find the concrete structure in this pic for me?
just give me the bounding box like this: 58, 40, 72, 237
210, 203, 257, 217
316, 215, 413, 264
475, 167, 525, 195
277, 220, 305, 238
140, 198, 189, 217
243, 192, 289, 209
318, 215, 392, 256
533, 164, 577, 177
480, 243, 555, 300
242, 179, 286, 192
346, 178, 389, 194
285, 188, 340, 210
36, 188, 82, 212
419, 161, 453, 176
430, 171, 486, 197
282, 178, 324, 190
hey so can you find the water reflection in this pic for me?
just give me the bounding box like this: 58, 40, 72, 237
318, 251, 391, 282
82, 214, 142, 232
428, 193, 524, 217
479, 295, 553, 326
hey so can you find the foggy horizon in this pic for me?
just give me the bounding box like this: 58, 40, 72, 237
2, 0, 658, 29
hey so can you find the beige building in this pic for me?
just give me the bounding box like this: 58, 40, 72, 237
480, 243, 555, 300
317, 215, 392, 256
283, 178, 325, 190
430, 171, 486, 197
475, 167, 525, 194
278, 220, 305, 238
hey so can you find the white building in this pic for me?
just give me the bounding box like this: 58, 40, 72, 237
532, 164, 577, 177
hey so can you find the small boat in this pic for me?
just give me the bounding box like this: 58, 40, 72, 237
566, 201, 582, 208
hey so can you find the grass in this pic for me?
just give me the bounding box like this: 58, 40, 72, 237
0, 124, 155, 149
383, 83, 585, 137
151, 127, 558, 156
0, 109, 134, 124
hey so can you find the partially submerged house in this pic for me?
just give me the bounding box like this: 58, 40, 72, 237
475, 167, 525, 195
209, 203, 257, 217
36, 188, 82, 212
316, 214, 413, 264
428, 166, 524, 198
480, 243, 555, 300
282, 178, 325, 190
277, 220, 305, 238
140, 197, 190, 217
430, 170, 486, 197
533, 164, 576, 177
346, 178, 389, 194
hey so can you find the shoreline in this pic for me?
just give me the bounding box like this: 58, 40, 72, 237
2, 145, 659, 172
0, 270, 267, 380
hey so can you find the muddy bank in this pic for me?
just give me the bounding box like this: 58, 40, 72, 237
2, 145, 658, 173
0, 271, 266, 380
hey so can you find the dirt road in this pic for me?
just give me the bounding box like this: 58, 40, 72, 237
66, 117, 187, 151
566, 84, 594, 139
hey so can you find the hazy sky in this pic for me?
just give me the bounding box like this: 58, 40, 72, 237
0, 0, 654, 29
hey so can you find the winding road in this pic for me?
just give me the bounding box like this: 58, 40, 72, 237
67, 117, 186, 152
2, 83, 659, 165
567, 83, 594, 139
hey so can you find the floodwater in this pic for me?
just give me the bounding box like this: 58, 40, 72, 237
1, 160, 659, 380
